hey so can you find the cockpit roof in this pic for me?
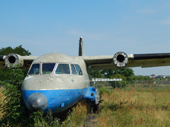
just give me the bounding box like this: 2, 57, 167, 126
32, 53, 77, 64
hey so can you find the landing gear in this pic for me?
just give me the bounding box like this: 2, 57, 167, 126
87, 102, 100, 114
83, 87, 100, 113
93, 104, 100, 113
93, 88, 100, 113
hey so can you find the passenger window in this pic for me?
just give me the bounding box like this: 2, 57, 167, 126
28, 64, 40, 75
75, 64, 83, 75
42, 63, 55, 74
56, 64, 70, 74
71, 64, 77, 75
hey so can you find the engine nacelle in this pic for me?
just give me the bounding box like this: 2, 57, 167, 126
113, 52, 128, 67
5, 53, 24, 68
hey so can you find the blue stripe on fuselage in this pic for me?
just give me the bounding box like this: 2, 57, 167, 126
22, 88, 88, 113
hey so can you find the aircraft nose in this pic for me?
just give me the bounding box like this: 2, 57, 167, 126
26, 93, 48, 112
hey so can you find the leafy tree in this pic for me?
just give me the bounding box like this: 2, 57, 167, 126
0, 45, 31, 56
101, 68, 134, 81
0, 45, 31, 81
89, 68, 134, 88
132, 75, 152, 81
89, 67, 104, 78
110, 74, 127, 88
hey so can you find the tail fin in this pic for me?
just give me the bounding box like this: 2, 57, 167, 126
78, 37, 84, 56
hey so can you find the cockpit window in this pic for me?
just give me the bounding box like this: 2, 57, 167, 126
75, 64, 83, 75
28, 64, 40, 75
71, 64, 77, 75
55, 64, 70, 74
42, 63, 55, 74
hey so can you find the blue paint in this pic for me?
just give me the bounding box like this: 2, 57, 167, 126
22, 88, 88, 113
61, 103, 64, 107
83, 86, 96, 104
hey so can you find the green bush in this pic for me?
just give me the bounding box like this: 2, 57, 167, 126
99, 87, 110, 95
0, 68, 33, 126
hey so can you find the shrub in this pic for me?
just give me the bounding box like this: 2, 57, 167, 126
0, 68, 32, 126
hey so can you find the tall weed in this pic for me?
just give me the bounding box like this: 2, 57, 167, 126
62, 101, 87, 126
97, 87, 170, 127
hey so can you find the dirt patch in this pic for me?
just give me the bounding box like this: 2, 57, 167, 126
83, 114, 98, 127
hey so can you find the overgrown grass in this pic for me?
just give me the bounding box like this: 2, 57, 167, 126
62, 101, 87, 126
97, 87, 170, 127
31, 101, 88, 127
0, 86, 5, 120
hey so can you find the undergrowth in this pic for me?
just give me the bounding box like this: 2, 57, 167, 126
0, 68, 34, 126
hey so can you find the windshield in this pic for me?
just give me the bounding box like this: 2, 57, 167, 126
28, 64, 40, 75
56, 64, 70, 74
42, 63, 55, 74
71, 64, 77, 75
75, 64, 83, 75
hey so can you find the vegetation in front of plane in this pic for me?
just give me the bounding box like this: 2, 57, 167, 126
96, 86, 170, 127
0, 68, 33, 126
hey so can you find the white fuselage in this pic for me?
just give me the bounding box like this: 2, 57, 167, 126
21, 53, 90, 113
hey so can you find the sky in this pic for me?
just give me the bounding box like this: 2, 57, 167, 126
0, 0, 170, 76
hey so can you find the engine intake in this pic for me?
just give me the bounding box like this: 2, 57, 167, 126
5, 53, 24, 68
113, 52, 128, 67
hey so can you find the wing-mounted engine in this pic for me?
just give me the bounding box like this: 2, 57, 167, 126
5, 53, 24, 68
113, 52, 128, 67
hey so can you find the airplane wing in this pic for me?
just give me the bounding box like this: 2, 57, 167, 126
1, 51, 170, 70
81, 52, 170, 70
0, 53, 38, 69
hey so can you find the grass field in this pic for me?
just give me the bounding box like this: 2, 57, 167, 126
97, 87, 170, 127
1, 86, 170, 126
0, 87, 5, 120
